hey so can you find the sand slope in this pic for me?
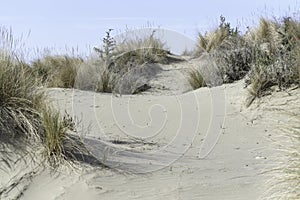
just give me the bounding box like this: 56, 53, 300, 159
1, 59, 299, 199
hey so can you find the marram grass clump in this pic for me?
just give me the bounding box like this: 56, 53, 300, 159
41, 106, 81, 166
0, 28, 84, 168
188, 68, 207, 89
0, 54, 82, 167
31, 55, 83, 88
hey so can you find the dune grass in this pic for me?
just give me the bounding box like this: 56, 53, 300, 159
196, 15, 239, 54
283, 115, 300, 199
0, 28, 83, 168
193, 16, 253, 85
0, 55, 43, 150
41, 106, 82, 166
188, 68, 207, 89
193, 15, 300, 102
265, 114, 300, 200
91, 29, 171, 94
31, 55, 83, 88
112, 29, 169, 67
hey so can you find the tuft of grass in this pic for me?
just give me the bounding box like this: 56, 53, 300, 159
41, 106, 79, 166
113, 30, 169, 66
96, 67, 115, 93
188, 68, 206, 89
0, 29, 44, 166
196, 15, 238, 54
0, 28, 85, 169
31, 55, 83, 88
0, 58, 43, 150
74, 57, 116, 93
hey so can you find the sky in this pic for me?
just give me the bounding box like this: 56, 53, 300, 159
0, 0, 299, 58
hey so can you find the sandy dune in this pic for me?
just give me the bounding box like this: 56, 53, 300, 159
1, 58, 299, 200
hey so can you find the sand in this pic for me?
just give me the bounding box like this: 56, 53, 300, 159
1, 58, 299, 199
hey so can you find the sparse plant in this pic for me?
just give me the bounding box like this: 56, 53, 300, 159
94, 29, 116, 66
213, 36, 253, 83
92, 29, 117, 93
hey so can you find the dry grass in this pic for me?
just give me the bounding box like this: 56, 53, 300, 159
108, 29, 170, 75
31, 55, 83, 88
41, 106, 81, 166
196, 16, 238, 54
264, 114, 300, 199
0, 28, 43, 154
74, 58, 116, 93
0, 28, 84, 169
96, 67, 115, 93
197, 28, 230, 53
91, 29, 171, 94
188, 68, 206, 89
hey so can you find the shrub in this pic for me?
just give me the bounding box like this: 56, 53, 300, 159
213, 36, 254, 83
245, 17, 300, 106
196, 16, 252, 83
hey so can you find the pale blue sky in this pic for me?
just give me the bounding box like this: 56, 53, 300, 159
0, 0, 299, 57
